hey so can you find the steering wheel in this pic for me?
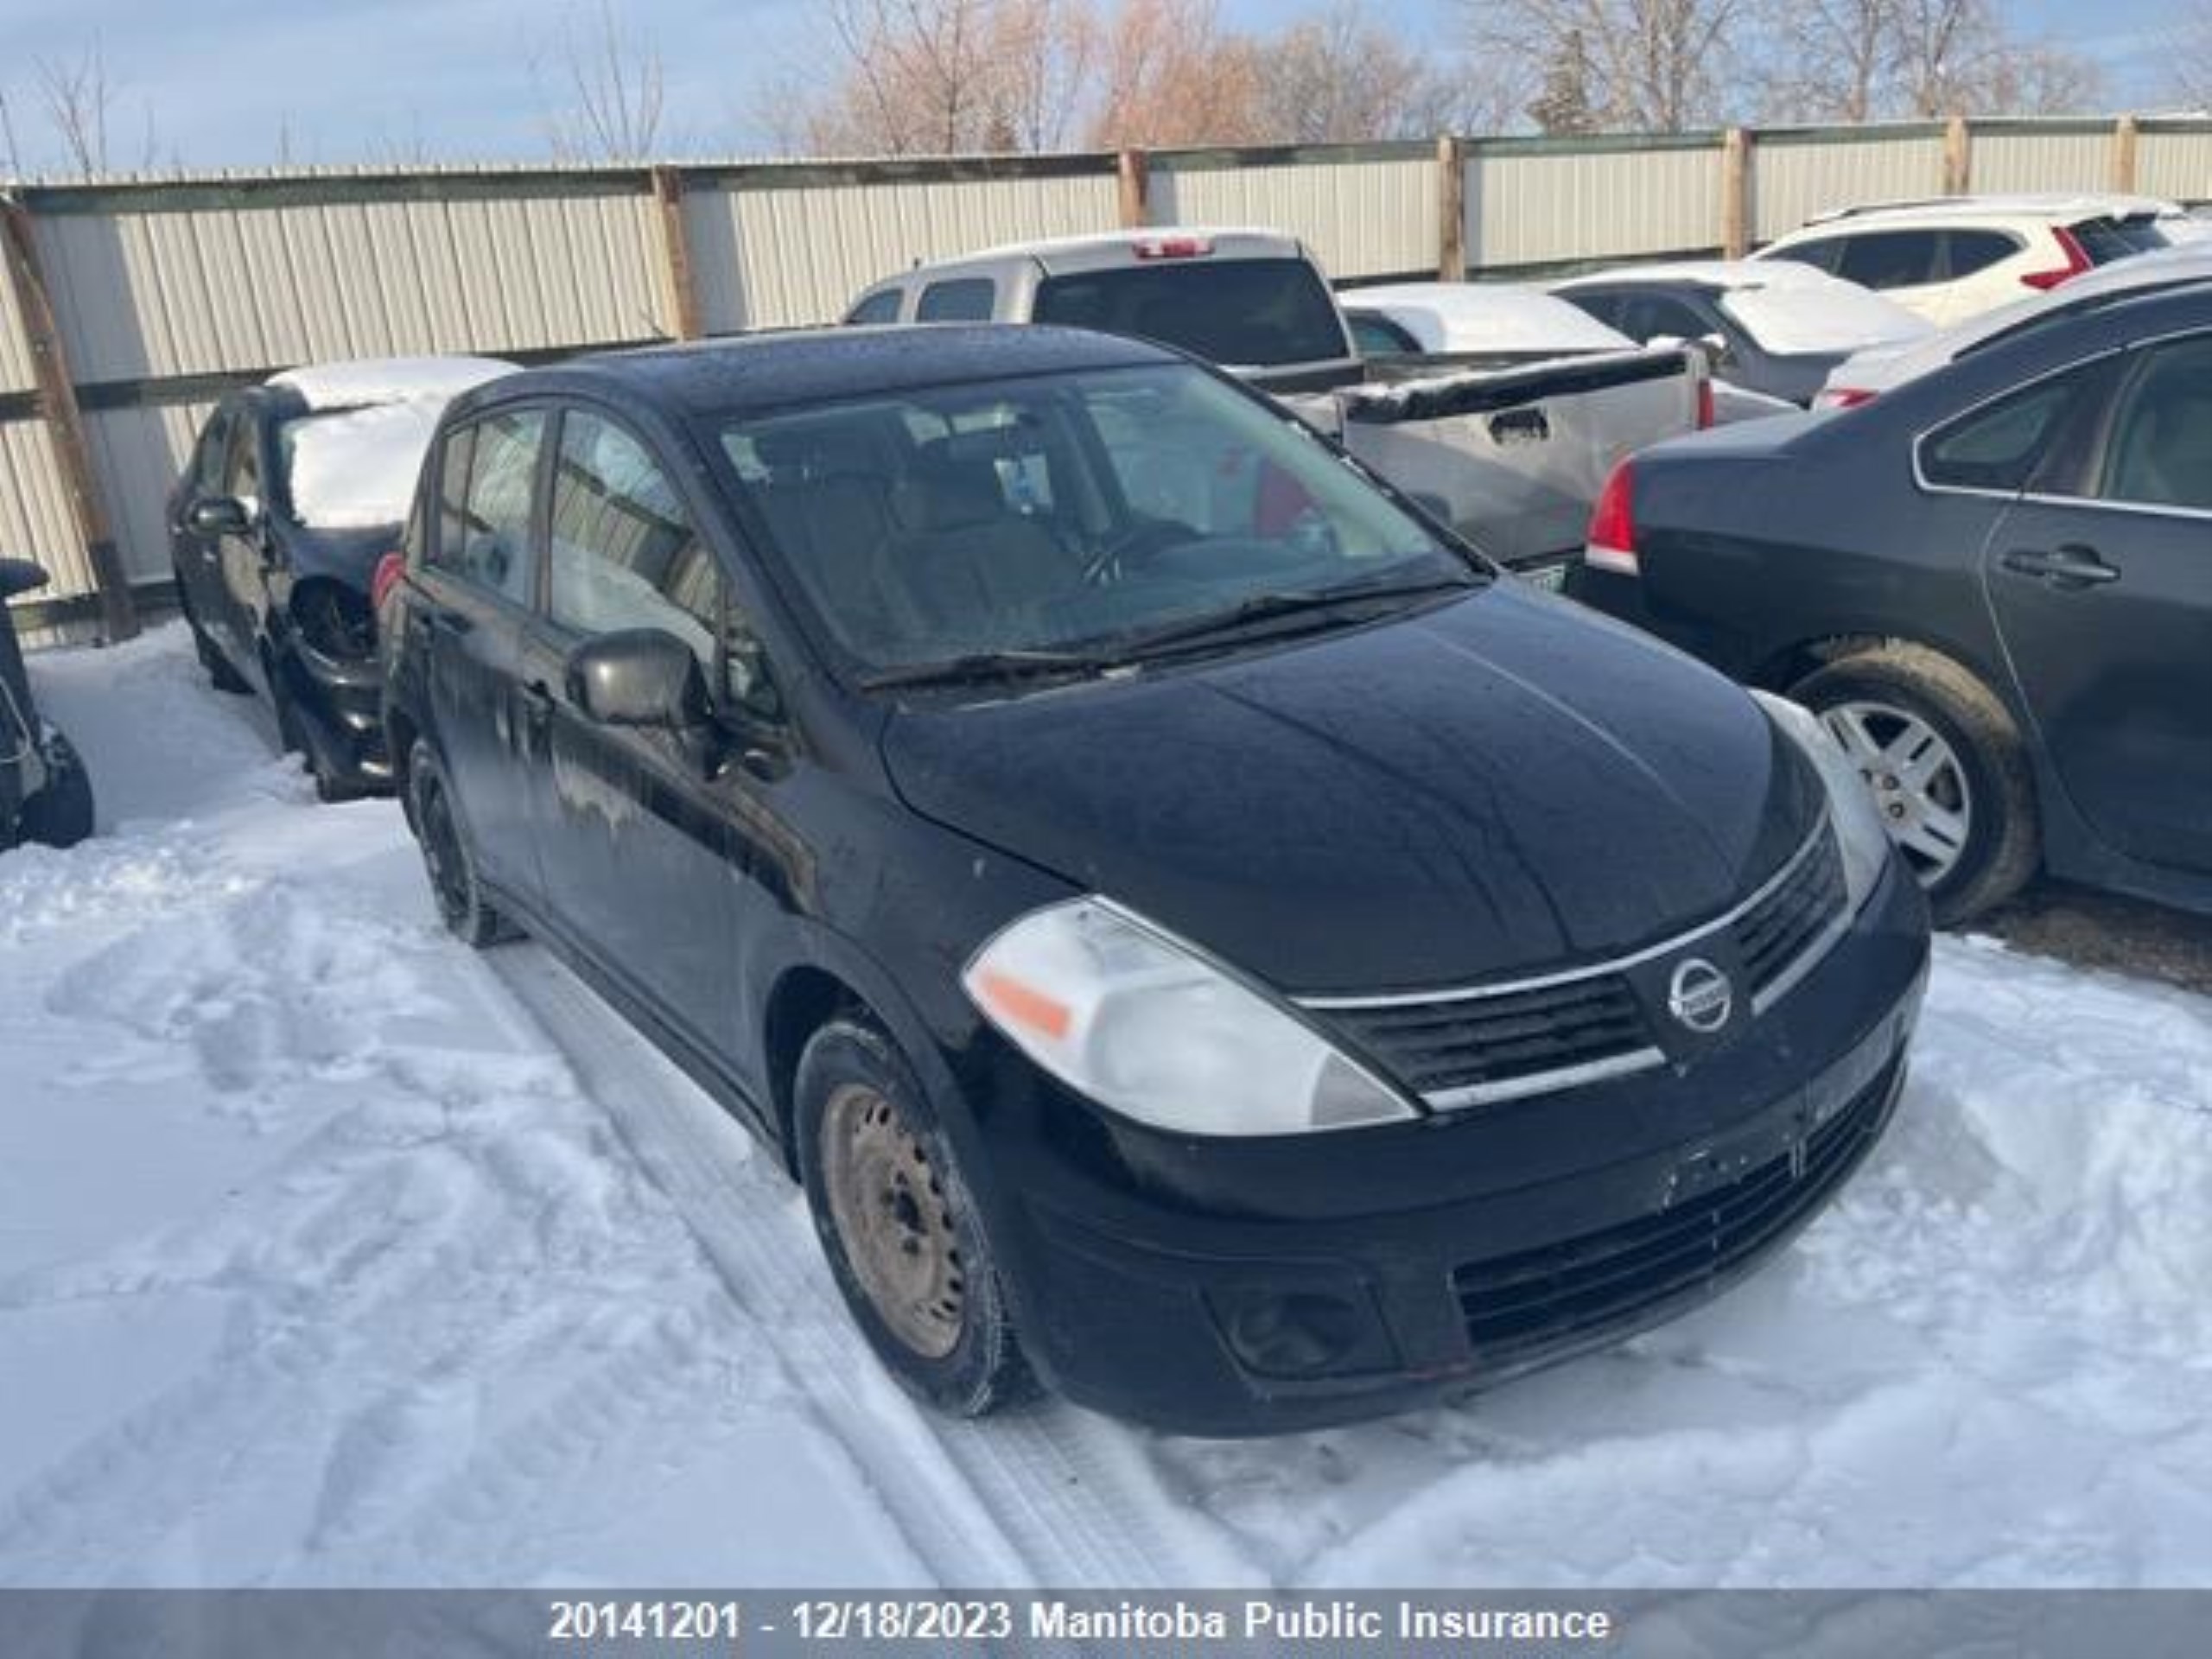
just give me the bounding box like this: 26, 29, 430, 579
1082, 518, 1198, 585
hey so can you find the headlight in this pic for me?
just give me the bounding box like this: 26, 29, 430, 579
1754, 690, 1894, 910
962, 898, 1419, 1137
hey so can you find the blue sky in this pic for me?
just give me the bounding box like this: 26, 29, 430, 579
0, 0, 2181, 175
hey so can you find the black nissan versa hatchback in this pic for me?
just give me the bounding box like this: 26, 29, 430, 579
380, 325, 1930, 1435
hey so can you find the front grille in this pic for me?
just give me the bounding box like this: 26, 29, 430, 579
1736, 827, 1847, 1002
1321, 976, 1654, 1105
1451, 1054, 1894, 1357
1301, 814, 1853, 1110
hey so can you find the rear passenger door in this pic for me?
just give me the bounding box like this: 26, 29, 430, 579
1832, 230, 1948, 319
411, 406, 551, 909
526, 405, 765, 1058
1981, 332, 2212, 875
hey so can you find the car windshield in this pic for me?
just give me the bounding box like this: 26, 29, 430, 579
1033, 258, 1350, 367
713, 362, 1478, 683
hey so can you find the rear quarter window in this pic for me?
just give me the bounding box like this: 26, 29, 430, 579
1919, 360, 2105, 493
844, 289, 903, 326
1836, 230, 1943, 291
1942, 228, 2023, 277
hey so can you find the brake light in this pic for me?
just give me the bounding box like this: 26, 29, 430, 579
370, 550, 407, 612
1132, 234, 1213, 260
1584, 461, 1638, 575
1816, 387, 1876, 410
2020, 226, 2091, 290
1695, 378, 1716, 429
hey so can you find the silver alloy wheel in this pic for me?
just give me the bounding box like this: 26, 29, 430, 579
1821, 699, 1974, 887
820, 1082, 965, 1361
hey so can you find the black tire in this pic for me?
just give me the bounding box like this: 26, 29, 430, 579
1793, 644, 2039, 926
404, 736, 518, 948
177, 575, 250, 694
19, 730, 94, 849
796, 1018, 1033, 1418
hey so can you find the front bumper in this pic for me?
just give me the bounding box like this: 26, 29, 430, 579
975, 857, 1930, 1436
277, 639, 392, 791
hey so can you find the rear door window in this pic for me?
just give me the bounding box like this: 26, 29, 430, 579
915, 278, 996, 323
1836, 231, 1943, 291
1345, 310, 1421, 357
844, 288, 903, 326
2096, 334, 2212, 512
1941, 229, 2021, 278
1034, 257, 1350, 366
431, 410, 544, 607
1765, 237, 1845, 275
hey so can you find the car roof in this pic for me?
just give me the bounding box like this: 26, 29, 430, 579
454, 324, 1175, 420
883, 227, 1305, 285
1554, 258, 1840, 292
1786, 192, 2181, 234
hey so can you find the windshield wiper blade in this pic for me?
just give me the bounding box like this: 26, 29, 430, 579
1113, 575, 1472, 657
861, 648, 1110, 690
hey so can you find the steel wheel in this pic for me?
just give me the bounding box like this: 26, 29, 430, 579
1821, 698, 1974, 887
819, 1081, 965, 1361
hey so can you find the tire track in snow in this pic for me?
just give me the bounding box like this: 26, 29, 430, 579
493, 947, 1260, 1590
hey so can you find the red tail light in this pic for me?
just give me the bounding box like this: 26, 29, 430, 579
1817, 386, 1877, 410
1695, 378, 1716, 429
1584, 461, 1638, 575
2020, 226, 2091, 290
1133, 234, 1213, 260
370, 550, 407, 613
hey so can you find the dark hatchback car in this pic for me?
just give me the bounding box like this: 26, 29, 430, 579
1, 559, 94, 852
381, 325, 1929, 1435
1571, 280, 2212, 926
171, 359, 504, 798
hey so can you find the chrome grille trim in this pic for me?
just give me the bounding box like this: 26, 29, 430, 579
1296, 812, 1834, 1013
1297, 812, 1857, 1113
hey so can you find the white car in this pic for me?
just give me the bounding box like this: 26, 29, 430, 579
1815, 241, 2212, 409
1754, 194, 2179, 326
1549, 259, 1928, 405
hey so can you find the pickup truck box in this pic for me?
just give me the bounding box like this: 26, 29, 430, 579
843, 229, 1708, 583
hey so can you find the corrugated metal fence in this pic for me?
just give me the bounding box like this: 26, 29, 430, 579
3, 113, 2206, 638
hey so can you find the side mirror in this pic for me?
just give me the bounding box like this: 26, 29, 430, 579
186, 496, 257, 537
0, 557, 50, 601
1694, 333, 1735, 371
565, 628, 710, 730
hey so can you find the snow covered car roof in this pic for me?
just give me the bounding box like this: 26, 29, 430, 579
1344, 283, 1635, 354
1817, 243, 2212, 404
264, 355, 511, 531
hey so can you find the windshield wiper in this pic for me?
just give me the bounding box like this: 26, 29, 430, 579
860, 647, 1111, 690
1110, 572, 1475, 658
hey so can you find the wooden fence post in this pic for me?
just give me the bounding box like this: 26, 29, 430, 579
2112, 114, 2140, 194
1438, 136, 1467, 280
1720, 127, 1751, 258
0, 195, 137, 644
649, 166, 704, 341
1116, 149, 1150, 228
1942, 113, 1972, 195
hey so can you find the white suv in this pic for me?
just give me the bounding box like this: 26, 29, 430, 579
1753, 194, 2178, 325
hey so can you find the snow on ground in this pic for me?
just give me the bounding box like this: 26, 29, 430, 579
3, 622, 2209, 1589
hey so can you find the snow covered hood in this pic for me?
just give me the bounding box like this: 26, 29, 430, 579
269, 356, 512, 531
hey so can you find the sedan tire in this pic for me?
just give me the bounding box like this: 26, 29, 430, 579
18, 731, 94, 849
797, 1017, 1032, 1418
1795, 644, 2039, 925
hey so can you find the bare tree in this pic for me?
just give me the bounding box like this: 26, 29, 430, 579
1249, 2, 1507, 143
1465, 0, 1755, 131
0, 90, 24, 178
535, 0, 669, 162
2171, 3, 2212, 108
1764, 0, 1896, 122
1085, 0, 1268, 147
34, 35, 118, 175
795, 0, 1073, 155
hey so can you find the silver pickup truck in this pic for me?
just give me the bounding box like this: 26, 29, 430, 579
843, 229, 1709, 585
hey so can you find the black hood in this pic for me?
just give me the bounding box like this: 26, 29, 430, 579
881, 585, 1826, 996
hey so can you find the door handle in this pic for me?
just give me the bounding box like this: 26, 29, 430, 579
1999, 544, 2119, 590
